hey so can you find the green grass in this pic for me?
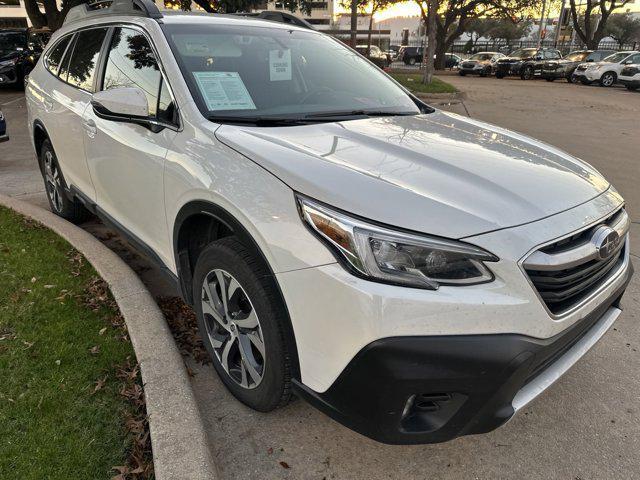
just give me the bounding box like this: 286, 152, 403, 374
389, 73, 457, 94
0, 206, 137, 479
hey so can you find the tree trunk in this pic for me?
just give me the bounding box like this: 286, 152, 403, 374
367, 9, 374, 55
422, 0, 437, 84
23, 0, 47, 28
434, 40, 447, 69
192, 0, 216, 13
350, 0, 358, 48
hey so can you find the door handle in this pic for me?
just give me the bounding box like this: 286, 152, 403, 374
83, 119, 97, 138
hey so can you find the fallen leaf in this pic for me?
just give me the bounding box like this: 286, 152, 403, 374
55, 360, 61, 366
279, 461, 290, 469
31, 277, 37, 283
89, 345, 100, 355
99, 327, 107, 336
267, 447, 274, 455
44, 284, 55, 289
92, 376, 107, 394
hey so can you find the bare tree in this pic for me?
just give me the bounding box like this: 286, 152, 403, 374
365, 0, 396, 55
568, 0, 634, 49
415, 0, 540, 69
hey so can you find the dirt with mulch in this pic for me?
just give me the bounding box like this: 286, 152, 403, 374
156, 297, 211, 369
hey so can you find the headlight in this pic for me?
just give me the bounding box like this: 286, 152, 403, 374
297, 195, 498, 289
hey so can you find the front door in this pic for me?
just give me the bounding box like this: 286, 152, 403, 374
82, 26, 178, 267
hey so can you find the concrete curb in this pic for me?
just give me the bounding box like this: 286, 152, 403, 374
0, 193, 218, 480
413, 90, 468, 104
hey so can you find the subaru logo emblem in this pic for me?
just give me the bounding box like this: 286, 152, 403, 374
591, 226, 620, 260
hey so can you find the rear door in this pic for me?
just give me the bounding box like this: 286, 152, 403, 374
82, 26, 179, 266
43, 27, 110, 201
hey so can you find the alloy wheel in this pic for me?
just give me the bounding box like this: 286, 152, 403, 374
602, 73, 614, 87
201, 268, 266, 389
44, 151, 63, 213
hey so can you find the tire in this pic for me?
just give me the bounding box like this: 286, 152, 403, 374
567, 74, 576, 83
495, 72, 505, 79
459, 70, 466, 76
599, 71, 616, 87
521, 66, 534, 80
408, 57, 416, 66
580, 77, 591, 85
192, 237, 293, 412
545, 77, 554, 82
39, 139, 90, 223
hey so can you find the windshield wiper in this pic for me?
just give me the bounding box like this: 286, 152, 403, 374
304, 110, 418, 119
207, 115, 313, 126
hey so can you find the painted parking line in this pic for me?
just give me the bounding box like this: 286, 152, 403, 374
0, 95, 25, 107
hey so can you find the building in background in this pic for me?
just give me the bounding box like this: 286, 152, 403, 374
0, 0, 30, 28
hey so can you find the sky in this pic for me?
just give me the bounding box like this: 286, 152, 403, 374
335, 1, 640, 21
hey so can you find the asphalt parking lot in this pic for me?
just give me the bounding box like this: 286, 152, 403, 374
1, 77, 639, 479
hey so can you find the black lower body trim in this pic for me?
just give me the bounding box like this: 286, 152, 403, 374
293, 264, 633, 444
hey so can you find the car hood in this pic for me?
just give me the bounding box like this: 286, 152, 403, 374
215, 111, 610, 239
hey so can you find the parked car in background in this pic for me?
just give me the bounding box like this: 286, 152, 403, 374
0, 109, 7, 142
355, 45, 390, 68
573, 51, 640, 86
619, 63, 640, 91
398, 47, 460, 68
495, 47, 561, 80
459, 52, 505, 76
542, 50, 616, 82
0, 28, 51, 89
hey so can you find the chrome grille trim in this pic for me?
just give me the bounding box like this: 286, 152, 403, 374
521, 207, 630, 317
523, 209, 629, 271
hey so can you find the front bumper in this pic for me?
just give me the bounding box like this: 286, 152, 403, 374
293, 266, 632, 444
542, 69, 568, 79
0, 133, 8, 143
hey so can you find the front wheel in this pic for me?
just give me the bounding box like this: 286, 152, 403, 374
459, 70, 466, 76
495, 72, 505, 79
521, 66, 534, 80
545, 77, 554, 82
599, 72, 616, 87
192, 237, 294, 412
407, 57, 416, 66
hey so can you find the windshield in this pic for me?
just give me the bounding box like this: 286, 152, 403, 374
0, 32, 27, 53
602, 52, 630, 63
564, 51, 589, 62
469, 53, 494, 61
510, 48, 537, 59
163, 24, 420, 121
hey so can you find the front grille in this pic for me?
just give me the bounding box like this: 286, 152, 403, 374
524, 208, 628, 315
622, 66, 639, 76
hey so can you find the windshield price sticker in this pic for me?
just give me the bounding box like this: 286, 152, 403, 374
269, 49, 292, 81
193, 71, 256, 111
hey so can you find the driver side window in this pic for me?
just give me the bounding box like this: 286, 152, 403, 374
102, 27, 161, 118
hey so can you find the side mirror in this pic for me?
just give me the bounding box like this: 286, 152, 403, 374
91, 87, 163, 132
92, 87, 149, 119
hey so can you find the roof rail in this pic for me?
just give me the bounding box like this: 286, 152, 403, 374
63, 0, 162, 25
229, 11, 315, 30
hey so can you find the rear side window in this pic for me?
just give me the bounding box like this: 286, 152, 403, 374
45, 36, 71, 75
64, 28, 108, 91
102, 27, 161, 117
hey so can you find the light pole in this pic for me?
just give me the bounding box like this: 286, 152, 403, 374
554, 0, 566, 48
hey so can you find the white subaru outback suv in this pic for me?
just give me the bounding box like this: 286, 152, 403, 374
26, 0, 633, 444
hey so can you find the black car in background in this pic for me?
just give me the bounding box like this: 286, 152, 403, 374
355, 45, 390, 68
0, 109, 7, 143
398, 46, 461, 68
459, 52, 505, 76
0, 28, 50, 89
495, 47, 561, 80
542, 50, 616, 82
